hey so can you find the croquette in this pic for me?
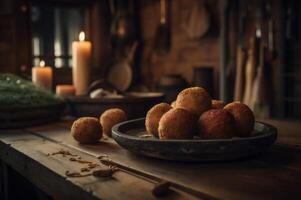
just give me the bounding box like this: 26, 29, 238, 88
224, 102, 255, 137
158, 108, 197, 139
198, 109, 235, 139
175, 87, 212, 116
145, 103, 172, 137
71, 117, 102, 144
100, 108, 128, 137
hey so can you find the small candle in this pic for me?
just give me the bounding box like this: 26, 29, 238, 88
72, 31, 92, 95
32, 60, 53, 90
56, 85, 76, 96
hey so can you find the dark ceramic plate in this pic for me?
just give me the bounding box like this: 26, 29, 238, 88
112, 118, 277, 162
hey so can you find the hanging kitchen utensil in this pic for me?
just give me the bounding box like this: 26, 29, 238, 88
250, 41, 263, 109
253, 4, 272, 116
243, 4, 263, 106
154, 0, 170, 54
250, 43, 270, 118
250, 1, 272, 118
107, 61, 132, 92
108, 42, 138, 92
110, 0, 136, 45
242, 38, 256, 106
183, 1, 210, 40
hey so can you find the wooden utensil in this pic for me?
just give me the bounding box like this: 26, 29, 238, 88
154, 0, 170, 54
183, 2, 210, 39
249, 2, 272, 117
250, 45, 263, 111
242, 39, 256, 106
108, 42, 138, 92
243, 2, 263, 106
110, 0, 136, 44
250, 44, 271, 118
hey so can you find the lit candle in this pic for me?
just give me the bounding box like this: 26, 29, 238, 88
56, 85, 76, 96
72, 31, 92, 95
32, 60, 53, 90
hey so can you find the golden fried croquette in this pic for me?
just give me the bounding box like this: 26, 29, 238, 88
100, 108, 128, 137
224, 102, 255, 137
71, 117, 102, 144
212, 99, 225, 109
198, 109, 235, 139
145, 103, 172, 137
175, 87, 212, 116
158, 108, 197, 139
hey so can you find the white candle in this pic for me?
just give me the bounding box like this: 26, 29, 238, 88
32, 60, 53, 90
56, 85, 76, 96
72, 31, 92, 95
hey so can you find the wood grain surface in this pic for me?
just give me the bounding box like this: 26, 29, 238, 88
0, 130, 197, 200
1, 118, 301, 200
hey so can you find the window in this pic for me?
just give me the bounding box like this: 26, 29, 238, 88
31, 4, 88, 68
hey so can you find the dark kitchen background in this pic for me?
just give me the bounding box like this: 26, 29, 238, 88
0, 0, 300, 119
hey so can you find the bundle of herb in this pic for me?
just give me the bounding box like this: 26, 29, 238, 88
0, 74, 63, 107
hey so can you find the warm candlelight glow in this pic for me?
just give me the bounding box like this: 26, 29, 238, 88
32, 60, 52, 90
79, 31, 85, 41
56, 85, 75, 96
73, 31, 91, 95
40, 60, 45, 67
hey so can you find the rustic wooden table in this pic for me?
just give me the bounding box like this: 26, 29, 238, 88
0, 119, 301, 200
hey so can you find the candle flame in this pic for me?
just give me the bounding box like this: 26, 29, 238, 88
40, 60, 45, 67
79, 31, 85, 41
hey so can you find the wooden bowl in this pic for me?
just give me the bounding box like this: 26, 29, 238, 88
67, 92, 165, 119
112, 118, 277, 162
0, 103, 65, 129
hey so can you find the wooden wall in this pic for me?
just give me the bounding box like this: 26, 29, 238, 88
0, 0, 31, 76
139, 0, 220, 95
0, 0, 18, 74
